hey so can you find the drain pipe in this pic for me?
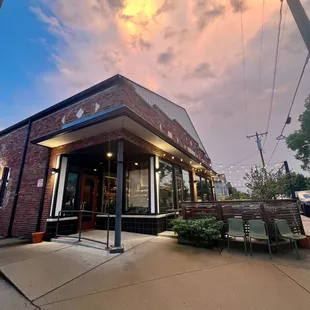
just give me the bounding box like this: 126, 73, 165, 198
7, 119, 32, 237
36, 148, 51, 232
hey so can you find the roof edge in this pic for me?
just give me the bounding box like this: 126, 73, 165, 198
0, 74, 122, 138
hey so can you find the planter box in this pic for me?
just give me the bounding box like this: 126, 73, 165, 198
178, 235, 215, 248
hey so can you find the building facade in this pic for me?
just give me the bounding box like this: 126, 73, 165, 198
214, 174, 229, 200
0, 75, 216, 238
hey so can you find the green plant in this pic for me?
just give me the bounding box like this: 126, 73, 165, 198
171, 216, 223, 241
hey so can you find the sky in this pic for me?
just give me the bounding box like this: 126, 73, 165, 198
0, 0, 310, 190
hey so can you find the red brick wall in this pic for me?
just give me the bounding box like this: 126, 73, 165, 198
0, 126, 28, 236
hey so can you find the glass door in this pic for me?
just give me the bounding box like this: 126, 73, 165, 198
80, 174, 98, 230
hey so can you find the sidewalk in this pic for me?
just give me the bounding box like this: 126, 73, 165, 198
1, 231, 310, 310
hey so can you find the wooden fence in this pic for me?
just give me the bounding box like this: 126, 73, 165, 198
181, 200, 305, 240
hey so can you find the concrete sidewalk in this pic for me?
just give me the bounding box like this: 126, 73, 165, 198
1, 231, 310, 310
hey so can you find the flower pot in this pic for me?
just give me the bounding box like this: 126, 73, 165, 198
298, 236, 310, 249
32, 232, 44, 243
178, 235, 214, 248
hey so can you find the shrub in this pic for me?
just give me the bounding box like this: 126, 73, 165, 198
171, 216, 223, 241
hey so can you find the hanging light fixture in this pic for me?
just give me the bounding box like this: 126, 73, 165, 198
107, 152, 113, 158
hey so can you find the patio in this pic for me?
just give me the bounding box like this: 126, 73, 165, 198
1, 230, 310, 309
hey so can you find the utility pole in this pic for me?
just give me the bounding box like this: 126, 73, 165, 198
286, 0, 310, 54
247, 132, 268, 168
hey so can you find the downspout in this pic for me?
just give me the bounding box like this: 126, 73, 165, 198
36, 148, 51, 232
7, 119, 32, 237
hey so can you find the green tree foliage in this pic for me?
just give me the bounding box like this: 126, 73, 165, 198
244, 168, 310, 199
286, 95, 310, 171
244, 168, 284, 200
218, 187, 250, 200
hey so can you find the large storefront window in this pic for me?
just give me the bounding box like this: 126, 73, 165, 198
196, 175, 203, 202
182, 170, 192, 202
126, 160, 149, 214
63, 172, 78, 211
159, 160, 174, 213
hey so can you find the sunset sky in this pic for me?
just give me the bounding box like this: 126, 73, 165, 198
1, 0, 310, 189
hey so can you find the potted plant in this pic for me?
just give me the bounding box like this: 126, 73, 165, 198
171, 215, 223, 248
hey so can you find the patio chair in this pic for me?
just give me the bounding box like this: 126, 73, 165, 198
227, 218, 247, 255
274, 219, 309, 259
248, 220, 272, 259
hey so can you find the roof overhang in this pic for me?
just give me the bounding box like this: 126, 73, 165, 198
31, 105, 216, 173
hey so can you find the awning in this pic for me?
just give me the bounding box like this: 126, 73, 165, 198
31, 105, 215, 173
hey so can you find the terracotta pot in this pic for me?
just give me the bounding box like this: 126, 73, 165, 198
298, 236, 310, 249
32, 232, 44, 243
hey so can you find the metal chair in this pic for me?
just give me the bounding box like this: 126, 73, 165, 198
274, 219, 309, 259
227, 218, 247, 255
248, 220, 272, 259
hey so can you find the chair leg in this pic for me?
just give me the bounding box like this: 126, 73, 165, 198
293, 240, 300, 260
275, 233, 279, 253
228, 235, 230, 253
244, 236, 247, 256
249, 237, 252, 256
267, 239, 272, 259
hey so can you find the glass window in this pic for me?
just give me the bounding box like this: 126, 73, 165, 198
63, 172, 78, 211
103, 175, 117, 214
126, 160, 149, 214
159, 160, 174, 213
0, 167, 10, 208
196, 175, 203, 202
182, 170, 192, 202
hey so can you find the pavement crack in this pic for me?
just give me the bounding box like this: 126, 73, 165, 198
273, 264, 310, 295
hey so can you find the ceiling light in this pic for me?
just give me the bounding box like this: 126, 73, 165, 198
94, 169, 97, 172
163, 153, 166, 157
180, 159, 183, 162
134, 162, 139, 166
107, 152, 113, 158
190, 161, 192, 164
199, 162, 202, 165
172, 156, 174, 159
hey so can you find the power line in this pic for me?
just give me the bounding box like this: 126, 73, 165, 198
265, 0, 285, 142
239, 0, 248, 135
257, 0, 265, 111
267, 52, 310, 165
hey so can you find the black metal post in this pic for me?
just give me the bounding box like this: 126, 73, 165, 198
284, 161, 296, 199
110, 140, 124, 253
8, 119, 32, 237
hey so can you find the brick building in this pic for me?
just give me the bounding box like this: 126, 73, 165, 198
0, 75, 216, 238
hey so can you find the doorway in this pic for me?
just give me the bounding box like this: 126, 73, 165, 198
80, 174, 98, 230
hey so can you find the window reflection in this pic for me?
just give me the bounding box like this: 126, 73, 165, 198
182, 170, 192, 202
159, 160, 174, 213
63, 172, 78, 210
126, 160, 149, 214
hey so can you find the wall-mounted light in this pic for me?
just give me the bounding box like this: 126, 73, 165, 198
51, 168, 59, 174
107, 152, 113, 158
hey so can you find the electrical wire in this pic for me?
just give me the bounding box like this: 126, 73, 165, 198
265, 0, 284, 141
257, 0, 265, 112
217, 150, 260, 172
267, 53, 310, 165
239, 0, 248, 135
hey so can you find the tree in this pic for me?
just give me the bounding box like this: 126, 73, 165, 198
286, 95, 310, 171
281, 172, 310, 197
244, 167, 284, 200
218, 187, 250, 200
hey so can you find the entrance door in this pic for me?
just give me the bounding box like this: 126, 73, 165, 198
80, 174, 98, 230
